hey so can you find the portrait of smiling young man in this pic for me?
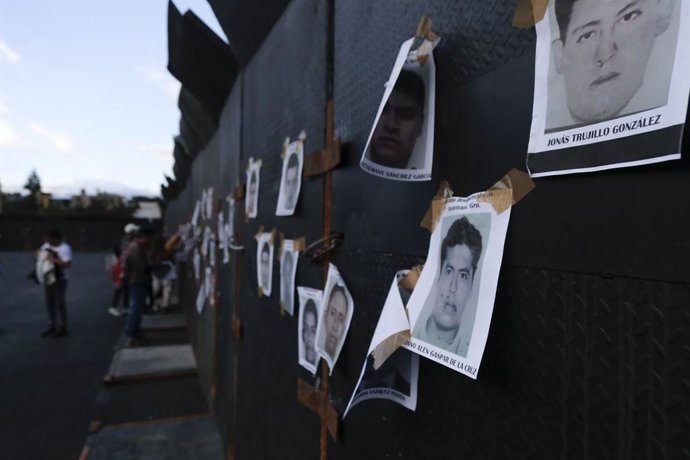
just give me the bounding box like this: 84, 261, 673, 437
547, 0, 677, 130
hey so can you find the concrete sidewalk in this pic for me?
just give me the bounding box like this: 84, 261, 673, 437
0, 252, 212, 460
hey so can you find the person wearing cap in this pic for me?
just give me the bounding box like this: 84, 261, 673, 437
108, 223, 139, 317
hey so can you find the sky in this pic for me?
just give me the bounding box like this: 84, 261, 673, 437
0, 0, 226, 198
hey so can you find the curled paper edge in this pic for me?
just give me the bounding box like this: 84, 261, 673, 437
372, 330, 412, 370
371, 267, 422, 370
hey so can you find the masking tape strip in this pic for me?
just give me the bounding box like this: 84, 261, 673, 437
233, 184, 245, 201
512, 0, 548, 29
477, 189, 514, 215
297, 379, 339, 439
411, 16, 440, 65
254, 225, 264, 241
371, 264, 422, 368
269, 228, 277, 245
258, 286, 264, 297
415, 16, 432, 38
372, 330, 412, 370
488, 168, 536, 206
281, 137, 289, 159
297, 379, 321, 412
420, 180, 454, 233
303, 138, 342, 177
399, 265, 423, 293
293, 237, 307, 252
477, 168, 535, 214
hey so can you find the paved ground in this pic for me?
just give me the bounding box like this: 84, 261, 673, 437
0, 252, 210, 460
0, 251, 125, 460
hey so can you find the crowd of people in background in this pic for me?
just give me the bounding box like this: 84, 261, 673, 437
33, 222, 197, 348
107, 223, 189, 347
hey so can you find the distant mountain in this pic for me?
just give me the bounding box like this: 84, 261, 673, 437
43, 179, 159, 199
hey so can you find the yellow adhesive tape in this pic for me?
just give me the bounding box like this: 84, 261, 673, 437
373, 331, 412, 370
488, 168, 536, 206
477, 189, 514, 215
420, 181, 454, 232
513, 0, 548, 29
399, 265, 423, 293
415, 16, 432, 38
293, 237, 307, 252
303, 139, 342, 177
254, 225, 264, 241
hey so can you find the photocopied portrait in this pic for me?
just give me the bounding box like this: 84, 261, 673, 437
406, 192, 512, 379
204, 266, 216, 308
528, 0, 690, 176
224, 197, 243, 251
350, 350, 418, 409
344, 270, 420, 417
256, 232, 274, 297
204, 187, 214, 220
196, 283, 205, 314
412, 215, 488, 357
191, 199, 200, 227
193, 247, 201, 280
297, 287, 323, 374
200, 189, 208, 221
276, 136, 305, 216
360, 34, 438, 182
280, 240, 299, 316
314, 264, 354, 373
245, 158, 261, 219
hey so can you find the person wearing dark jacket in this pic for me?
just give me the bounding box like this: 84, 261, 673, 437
123, 227, 155, 347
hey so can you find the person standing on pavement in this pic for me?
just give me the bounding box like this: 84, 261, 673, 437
109, 223, 139, 317
40, 229, 72, 338
123, 227, 156, 347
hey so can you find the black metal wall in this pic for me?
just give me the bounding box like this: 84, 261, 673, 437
0, 216, 160, 251
164, 0, 690, 458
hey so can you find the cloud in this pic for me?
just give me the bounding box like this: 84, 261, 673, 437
0, 40, 19, 63
0, 118, 31, 151
30, 122, 74, 154
0, 100, 9, 114
137, 66, 180, 103
137, 143, 172, 158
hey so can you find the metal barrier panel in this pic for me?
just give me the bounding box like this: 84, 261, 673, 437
165, 0, 690, 458
234, 0, 327, 457
213, 75, 243, 457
